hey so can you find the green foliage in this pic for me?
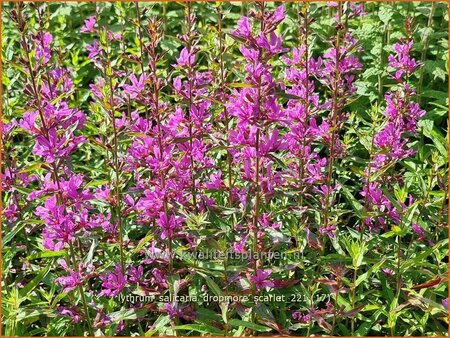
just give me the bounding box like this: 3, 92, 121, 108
2, 1, 448, 336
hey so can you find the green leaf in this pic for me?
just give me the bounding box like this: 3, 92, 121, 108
16, 307, 55, 322
19, 163, 42, 173
84, 239, 97, 265
26, 250, 66, 261
378, 6, 393, 24
134, 233, 154, 254
196, 307, 223, 322
51, 291, 69, 308
228, 319, 272, 332
355, 310, 383, 336
197, 271, 223, 297
338, 181, 364, 218
2, 73, 11, 86
172, 323, 224, 335
108, 308, 149, 323
3, 222, 27, 245
86, 179, 109, 187
227, 82, 253, 88
145, 315, 171, 336
420, 120, 448, 159
19, 265, 51, 298
408, 293, 447, 315
355, 257, 386, 287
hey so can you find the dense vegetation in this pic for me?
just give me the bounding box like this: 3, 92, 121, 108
2, 1, 448, 336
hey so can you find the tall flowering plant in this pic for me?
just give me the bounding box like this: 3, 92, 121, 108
282, 5, 322, 243
362, 37, 425, 232
80, 11, 132, 279
314, 2, 363, 237
172, 2, 215, 212
2, 2, 447, 336
227, 3, 287, 296
9, 4, 96, 333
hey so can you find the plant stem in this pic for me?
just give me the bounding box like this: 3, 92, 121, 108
162, 2, 167, 33
391, 233, 402, 336
146, 18, 173, 271
297, 3, 310, 211
185, 2, 198, 211
417, 2, 436, 105
249, 4, 266, 329
330, 279, 340, 336
217, 4, 234, 207
135, 2, 149, 119
322, 1, 342, 241
378, 5, 390, 103
217, 5, 231, 333
69, 242, 94, 336
16, 11, 93, 332
351, 120, 377, 334
253, 127, 261, 273
106, 56, 125, 276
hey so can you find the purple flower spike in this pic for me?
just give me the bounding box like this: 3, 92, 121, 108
80, 16, 96, 33
99, 265, 127, 298
175, 47, 195, 67
250, 269, 274, 290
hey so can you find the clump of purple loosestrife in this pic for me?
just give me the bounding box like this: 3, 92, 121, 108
2, 2, 447, 337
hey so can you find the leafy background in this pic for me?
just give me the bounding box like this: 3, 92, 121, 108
2, 1, 449, 336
